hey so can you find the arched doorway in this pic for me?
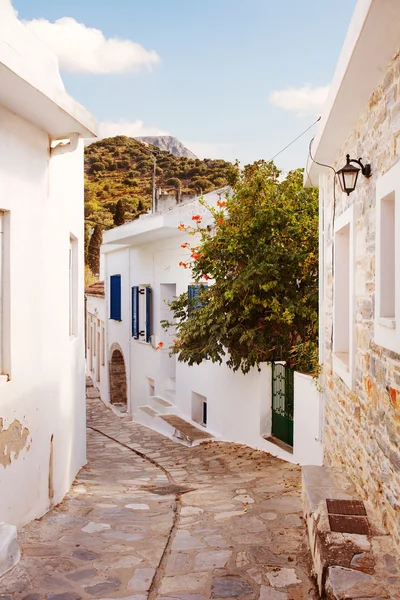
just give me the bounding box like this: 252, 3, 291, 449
109, 343, 127, 413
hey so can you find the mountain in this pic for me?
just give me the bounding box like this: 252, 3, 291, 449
135, 135, 197, 159
84, 136, 234, 273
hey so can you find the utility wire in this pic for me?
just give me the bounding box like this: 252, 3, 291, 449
268, 116, 321, 162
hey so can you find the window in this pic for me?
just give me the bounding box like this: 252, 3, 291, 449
0, 211, 9, 380
132, 285, 152, 342
110, 274, 122, 320
333, 206, 355, 389
375, 163, 400, 353
69, 235, 78, 337
188, 284, 207, 316
192, 392, 208, 427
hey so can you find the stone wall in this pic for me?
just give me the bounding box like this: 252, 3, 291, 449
323, 47, 400, 550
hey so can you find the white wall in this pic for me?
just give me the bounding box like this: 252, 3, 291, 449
293, 373, 324, 466
101, 223, 323, 465
0, 105, 86, 527
86, 294, 108, 402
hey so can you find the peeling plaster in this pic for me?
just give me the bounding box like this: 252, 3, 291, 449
0, 418, 30, 467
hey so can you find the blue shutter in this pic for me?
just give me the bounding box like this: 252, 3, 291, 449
132, 286, 139, 338
145, 287, 152, 343
110, 275, 121, 320
188, 284, 204, 316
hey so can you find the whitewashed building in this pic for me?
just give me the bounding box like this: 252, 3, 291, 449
89, 189, 323, 466
305, 0, 400, 550
0, 3, 97, 536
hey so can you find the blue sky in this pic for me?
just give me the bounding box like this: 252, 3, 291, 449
12, 0, 357, 170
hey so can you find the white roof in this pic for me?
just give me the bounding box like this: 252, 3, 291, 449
305, 0, 400, 186
102, 188, 230, 248
0, 6, 97, 138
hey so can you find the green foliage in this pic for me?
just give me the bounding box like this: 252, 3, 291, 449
113, 199, 125, 227
166, 177, 182, 188
87, 224, 103, 276
90, 162, 105, 174
162, 161, 319, 375
84, 136, 233, 269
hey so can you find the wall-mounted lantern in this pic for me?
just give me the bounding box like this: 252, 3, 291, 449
336, 154, 372, 195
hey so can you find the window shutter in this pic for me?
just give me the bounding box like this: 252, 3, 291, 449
145, 286, 152, 343
132, 286, 139, 338
110, 275, 121, 320
188, 284, 205, 316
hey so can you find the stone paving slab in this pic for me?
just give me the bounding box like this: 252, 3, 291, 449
0, 394, 318, 600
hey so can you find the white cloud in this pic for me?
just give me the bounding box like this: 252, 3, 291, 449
22, 16, 160, 74
182, 141, 231, 160
269, 85, 329, 116
98, 119, 169, 139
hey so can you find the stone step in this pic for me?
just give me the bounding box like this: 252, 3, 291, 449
302, 465, 395, 599
158, 414, 214, 446
149, 396, 175, 415
138, 405, 158, 418
150, 396, 173, 407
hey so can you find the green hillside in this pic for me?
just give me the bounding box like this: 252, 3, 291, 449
84, 135, 233, 230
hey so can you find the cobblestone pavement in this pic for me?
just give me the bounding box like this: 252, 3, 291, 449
1, 392, 318, 600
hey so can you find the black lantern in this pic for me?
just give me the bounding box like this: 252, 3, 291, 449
336, 154, 372, 195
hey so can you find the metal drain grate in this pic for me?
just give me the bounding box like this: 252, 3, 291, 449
327, 498, 370, 534
328, 514, 371, 535
143, 484, 194, 496
326, 499, 367, 516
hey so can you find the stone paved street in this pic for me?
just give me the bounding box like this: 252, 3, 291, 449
0, 391, 317, 600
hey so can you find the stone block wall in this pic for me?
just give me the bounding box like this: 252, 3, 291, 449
322, 48, 400, 550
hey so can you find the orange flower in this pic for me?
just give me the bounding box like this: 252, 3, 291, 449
178, 222, 185, 231
203, 274, 210, 280
156, 341, 164, 350
181, 242, 189, 249
218, 218, 224, 225
192, 253, 200, 260
216, 199, 227, 207
179, 261, 188, 269
192, 214, 202, 222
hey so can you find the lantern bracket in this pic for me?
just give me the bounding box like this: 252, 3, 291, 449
345, 154, 372, 178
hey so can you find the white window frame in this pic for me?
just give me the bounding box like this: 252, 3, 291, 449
375, 162, 400, 353
333, 204, 355, 390
138, 284, 152, 344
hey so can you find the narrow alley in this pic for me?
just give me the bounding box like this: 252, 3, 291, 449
1, 385, 317, 600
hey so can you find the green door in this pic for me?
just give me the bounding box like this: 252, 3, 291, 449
271, 362, 294, 447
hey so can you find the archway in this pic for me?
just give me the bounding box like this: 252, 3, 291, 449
109, 343, 127, 413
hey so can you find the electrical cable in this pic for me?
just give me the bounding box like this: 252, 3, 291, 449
268, 116, 322, 162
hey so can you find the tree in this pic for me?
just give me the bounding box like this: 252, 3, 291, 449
162, 161, 319, 374
113, 200, 125, 226
87, 224, 103, 276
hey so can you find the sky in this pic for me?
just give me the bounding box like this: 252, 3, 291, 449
9, 0, 357, 171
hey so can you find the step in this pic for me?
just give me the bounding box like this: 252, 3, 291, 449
149, 396, 175, 415
158, 414, 214, 446
138, 405, 158, 418
166, 377, 176, 391
134, 406, 178, 439
163, 388, 176, 402
302, 466, 394, 599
